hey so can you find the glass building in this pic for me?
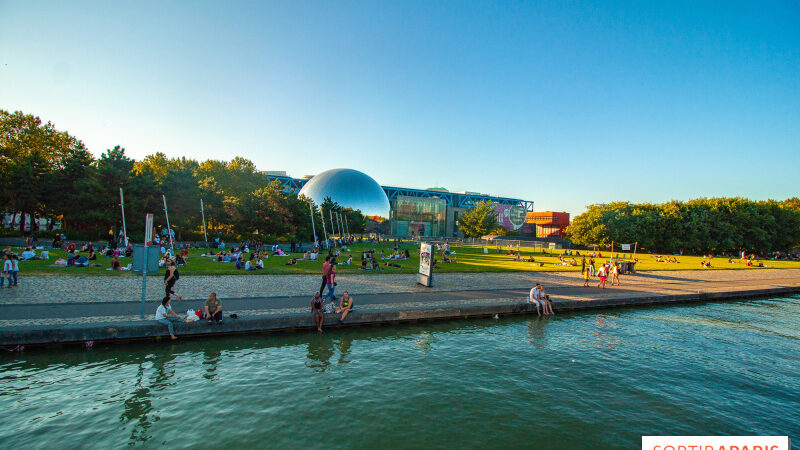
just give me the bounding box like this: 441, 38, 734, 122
390, 196, 447, 237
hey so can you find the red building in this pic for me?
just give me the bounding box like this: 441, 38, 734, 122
523, 211, 570, 238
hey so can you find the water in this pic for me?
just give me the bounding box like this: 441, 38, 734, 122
2, 296, 799, 448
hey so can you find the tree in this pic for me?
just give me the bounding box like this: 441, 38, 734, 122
458, 201, 500, 238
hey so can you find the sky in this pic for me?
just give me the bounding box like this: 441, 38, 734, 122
1, 0, 798, 216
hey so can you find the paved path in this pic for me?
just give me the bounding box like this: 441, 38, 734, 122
2, 268, 799, 305
1, 269, 798, 328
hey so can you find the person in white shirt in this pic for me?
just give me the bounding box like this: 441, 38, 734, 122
244, 260, 255, 271
256, 258, 264, 269
528, 284, 542, 317
155, 296, 187, 340
20, 248, 36, 261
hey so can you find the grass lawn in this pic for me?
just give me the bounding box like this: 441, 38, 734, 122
10, 242, 800, 277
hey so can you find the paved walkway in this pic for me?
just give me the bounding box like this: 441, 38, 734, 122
1, 269, 798, 328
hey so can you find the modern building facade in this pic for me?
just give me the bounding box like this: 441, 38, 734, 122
522, 211, 570, 238
268, 170, 533, 238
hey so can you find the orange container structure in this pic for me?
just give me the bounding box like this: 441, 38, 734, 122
524, 211, 570, 238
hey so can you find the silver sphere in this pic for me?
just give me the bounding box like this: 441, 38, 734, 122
299, 168, 391, 219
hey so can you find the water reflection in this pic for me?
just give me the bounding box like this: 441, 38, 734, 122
526, 318, 549, 348
306, 337, 335, 372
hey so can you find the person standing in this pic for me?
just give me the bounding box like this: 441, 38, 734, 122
597, 264, 607, 289
10, 254, 18, 286
589, 258, 596, 277
2, 254, 13, 288
581, 256, 586, 274
583, 267, 590, 287
610, 263, 621, 286
325, 259, 337, 302
164, 260, 182, 301
320, 256, 331, 296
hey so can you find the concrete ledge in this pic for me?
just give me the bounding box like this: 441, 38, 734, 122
2, 285, 798, 347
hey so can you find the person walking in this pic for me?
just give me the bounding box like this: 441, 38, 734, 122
610, 263, 621, 286
319, 256, 331, 296
597, 264, 607, 289
589, 258, 596, 277
164, 260, 182, 301
583, 267, 590, 287
324, 259, 337, 302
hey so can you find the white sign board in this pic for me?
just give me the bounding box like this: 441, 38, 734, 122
144, 213, 154, 245
621, 243, 631, 251
419, 243, 433, 277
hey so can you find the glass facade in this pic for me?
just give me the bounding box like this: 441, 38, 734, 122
390, 195, 447, 237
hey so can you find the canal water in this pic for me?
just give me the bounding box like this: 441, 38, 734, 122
2, 296, 799, 448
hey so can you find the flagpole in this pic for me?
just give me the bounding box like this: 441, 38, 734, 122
308, 201, 317, 246
319, 207, 329, 249
200, 199, 208, 247
162, 195, 174, 250
119, 187, 128, 246
633, 241, 638, 261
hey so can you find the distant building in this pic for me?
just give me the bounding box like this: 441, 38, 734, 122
268, 170, 533, 238
261, 170, 288, 176
523, 211, 570, 238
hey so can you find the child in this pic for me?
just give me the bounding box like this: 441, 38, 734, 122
1, 254, 11, 288
583, 267, 590, 287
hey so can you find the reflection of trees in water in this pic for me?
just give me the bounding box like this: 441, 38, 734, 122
120, 362, 154, 444
203, 348, 222, 381
119, 349, 179, 446
336, 338, 352, 365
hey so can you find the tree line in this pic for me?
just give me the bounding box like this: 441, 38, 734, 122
566, 198, 800, 254
0, 110, 366, 242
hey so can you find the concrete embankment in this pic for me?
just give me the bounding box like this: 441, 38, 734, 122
2, 283, 798, 348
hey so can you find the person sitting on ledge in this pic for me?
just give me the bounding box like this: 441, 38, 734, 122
336, 291, 354, 323
204, 292, 223, 324
156, 296, 188, 340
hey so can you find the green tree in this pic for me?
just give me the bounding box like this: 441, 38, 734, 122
458, 201, 500, 238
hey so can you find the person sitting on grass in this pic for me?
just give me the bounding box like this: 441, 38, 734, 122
245, 259, 256, 271
343, 254, 352, 265
385, 261, 401, 268
111, 254, 122, 270
20, 248, 36, 261
156, 296, 188, 340
285, 258, 297, 265
204, 292, 223, 324
361, 258, 367, 270
336, 291, 354, 323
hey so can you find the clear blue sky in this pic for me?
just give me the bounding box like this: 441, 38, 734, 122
1, 0, 798, 216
